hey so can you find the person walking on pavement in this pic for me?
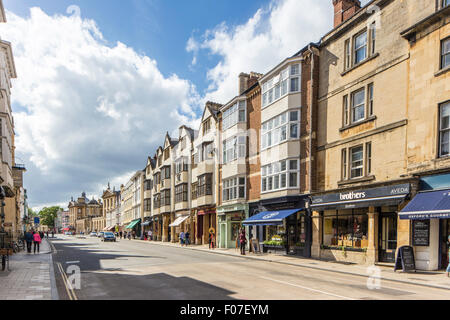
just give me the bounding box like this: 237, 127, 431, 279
128, 232, 131, 240
185, 231, 190, 246
179, 231, 185, 246
148, 230, 152, 241
33, 231, 42, 254
51, 230, 54, 238
25, 230, 33, 253
209, 231, 215, 250
239, 228, 247, 255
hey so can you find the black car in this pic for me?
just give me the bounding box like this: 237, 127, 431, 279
101, 232, 116, 242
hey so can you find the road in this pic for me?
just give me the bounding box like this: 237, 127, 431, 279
50, 235, 450, 300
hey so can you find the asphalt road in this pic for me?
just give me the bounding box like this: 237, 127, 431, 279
50, 235, 450, 300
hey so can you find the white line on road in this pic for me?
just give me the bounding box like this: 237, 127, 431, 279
66, 261, 80, 264
260, 276, 357, 300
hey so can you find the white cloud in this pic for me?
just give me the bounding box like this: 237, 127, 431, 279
188, 0, 371, 103
1, 7, 200, 206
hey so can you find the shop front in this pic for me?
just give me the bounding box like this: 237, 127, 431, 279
141, 217, 153, 238
196, 208, 216, 245
125, 218, 141, 238
244, 195, 310, 257
152, 215, 162, 241
311, 183, 411, 265
399, 173, 450, 271
217, 203, 248, 249
169, 211, 190, 243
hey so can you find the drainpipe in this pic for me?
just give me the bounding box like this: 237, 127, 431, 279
305, 44, 316, 258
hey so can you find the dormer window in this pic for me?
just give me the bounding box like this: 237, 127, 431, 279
262, 63, 301, 108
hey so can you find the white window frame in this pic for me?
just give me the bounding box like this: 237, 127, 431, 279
350, 146, 364, 179
439, 102, 450, 158
261, 110, 300, 151
441, 37, 450, 69
261, 159, 300, 193
354, 31, 368, 65
222, 176, 246, 202
223, 100, 246, 130
262, 63, 301, 108
223, 136, 246, 164
351, 88, 366, 123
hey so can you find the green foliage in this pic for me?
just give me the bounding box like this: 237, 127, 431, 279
27, 207, 37, 217
38, 206, 63, 227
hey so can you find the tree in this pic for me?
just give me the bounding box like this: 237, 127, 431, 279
39, 206, 63, 228
27, 207, 37, 218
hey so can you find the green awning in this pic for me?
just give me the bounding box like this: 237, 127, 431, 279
126, 219, 141, 229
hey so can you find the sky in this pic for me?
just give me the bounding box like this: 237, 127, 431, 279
0, 0, 370, 210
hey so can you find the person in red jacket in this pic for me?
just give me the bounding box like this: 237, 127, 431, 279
33, 231, 42, 254
239, 229, 247, 255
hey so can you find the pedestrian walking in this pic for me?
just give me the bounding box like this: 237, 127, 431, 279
239, 228, 247, 255
39, 231, 44, 241
132, 230, 136, 239
180, 231, 185, 246
25, 230, 33, 253
33, 231, 42, 254
119, 231, 123, 239
148, 230, 152, 241
51, 230, 54, 238
209, 231, 215, 250
128, 232, 131, 240
185, 231, 190, 246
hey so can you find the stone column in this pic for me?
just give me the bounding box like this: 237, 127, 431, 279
162, 214, 168, 242
366, 207, 378, 265
311, 211, 321, 259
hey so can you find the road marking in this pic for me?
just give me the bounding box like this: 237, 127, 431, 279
260, 276, 357, 300
66, 261, 80, 264
56, 262, 78, 300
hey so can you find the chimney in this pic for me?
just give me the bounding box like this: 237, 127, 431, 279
238, 73, 250, 95
333, 0, 361, 28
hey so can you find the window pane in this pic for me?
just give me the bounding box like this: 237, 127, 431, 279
290, 111, 298, 122
441, 131, 449, 156
290, 77, 299, 92
281, 174, 287, 188
274, 175, 279, 189
289, 160, 298, 170
290, 123, 298, 138
281, 125, 287, 141
441, 103, 450, 130
354, 32, 367, 64
289, 172, 298, 187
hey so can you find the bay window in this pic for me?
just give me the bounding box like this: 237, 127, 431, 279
223, 177, 246, 201
261, 159, 299, 192
262, 63, 301, 108
175, 184, 188, 203
261, 110, 300, 150
223, 136, 246, 164
223, 100, 246, 130
198, 174, 212, 196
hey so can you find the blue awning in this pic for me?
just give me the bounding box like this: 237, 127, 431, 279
242, 209, 302, 226
399, 189, 450, 220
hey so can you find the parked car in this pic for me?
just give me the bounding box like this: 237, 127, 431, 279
101, 232, 116, 242
90, 232, 97, 237
97, 232, 104, 238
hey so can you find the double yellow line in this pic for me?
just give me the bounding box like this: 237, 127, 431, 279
56, 262, 78, 300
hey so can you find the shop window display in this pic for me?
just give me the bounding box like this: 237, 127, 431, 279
265, 225, 286, 245
322, 209, 368, 249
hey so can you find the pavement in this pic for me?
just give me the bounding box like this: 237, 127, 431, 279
0, 238, 59, 300
130, 238, 450, 291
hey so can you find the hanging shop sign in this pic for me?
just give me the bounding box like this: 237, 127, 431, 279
412, 220, 430, 247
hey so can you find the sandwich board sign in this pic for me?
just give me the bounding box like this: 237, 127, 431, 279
394, 246, 416, 273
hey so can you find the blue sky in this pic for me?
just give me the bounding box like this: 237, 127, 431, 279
0, 0, 370, 209
4, 0, 270, 96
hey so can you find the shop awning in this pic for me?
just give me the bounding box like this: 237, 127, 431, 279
126, 219, 141, 229
169, 215, 189, 227
242, 209, 301, 226
399, 189, 450, 220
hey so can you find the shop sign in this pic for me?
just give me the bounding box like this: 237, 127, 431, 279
217, 203, 247, 214
312, 184, 410, 205
198, 209, 216, 216
230, 212, 243, 221
412, 220, 430, 247
394, 246, 416, 272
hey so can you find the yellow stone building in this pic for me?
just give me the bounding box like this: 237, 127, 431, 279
311, 0, 443, 267
68, 192, 103, 234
